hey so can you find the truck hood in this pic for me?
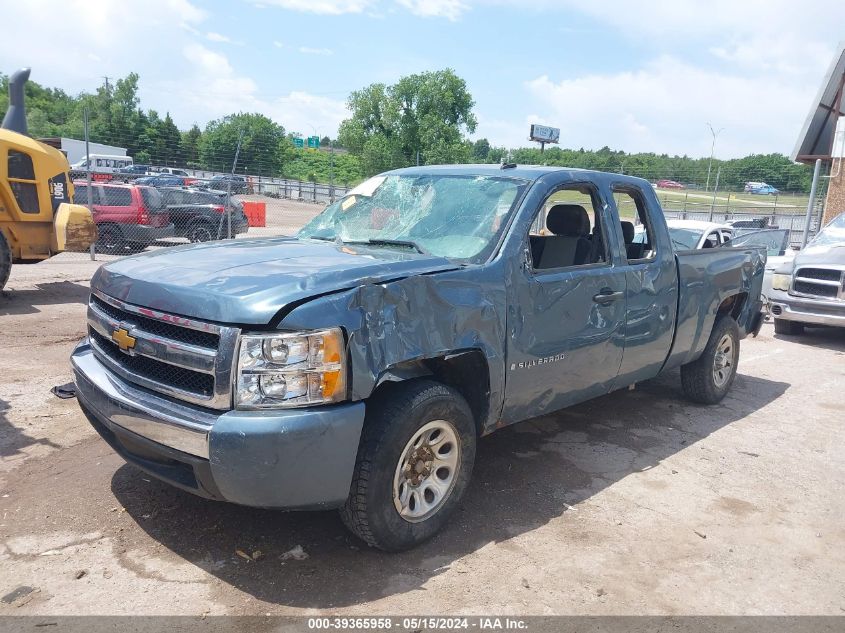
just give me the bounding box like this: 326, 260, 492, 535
91, 237, 459, 324
793, 242, 845, 267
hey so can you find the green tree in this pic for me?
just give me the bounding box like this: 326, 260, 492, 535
199, 112, 289, 174
338, 69, 477, 175
473, 138, 491, 161
181, 124, 202, 165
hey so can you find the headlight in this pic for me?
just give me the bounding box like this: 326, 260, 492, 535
771, 273, 792, 292
236, 328, 346, 409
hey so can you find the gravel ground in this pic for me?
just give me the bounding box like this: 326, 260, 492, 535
0, 216, 843, 616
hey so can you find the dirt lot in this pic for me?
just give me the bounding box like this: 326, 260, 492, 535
0, 220, 844, 615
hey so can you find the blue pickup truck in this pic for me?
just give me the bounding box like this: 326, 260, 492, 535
71, 165, 765, 551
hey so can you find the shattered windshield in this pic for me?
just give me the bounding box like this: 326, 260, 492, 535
811, 212, 845, 246
298, 174, 527, 263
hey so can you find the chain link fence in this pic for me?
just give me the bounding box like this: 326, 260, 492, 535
54, 108, 831, 261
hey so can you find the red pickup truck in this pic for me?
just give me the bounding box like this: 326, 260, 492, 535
73, 181, 175, 253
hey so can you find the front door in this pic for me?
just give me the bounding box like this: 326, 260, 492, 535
502, 183, 627, 425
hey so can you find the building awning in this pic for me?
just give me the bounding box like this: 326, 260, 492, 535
792, 42, 845, 164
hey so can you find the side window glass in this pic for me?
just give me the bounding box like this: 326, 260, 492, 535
614, 187, 656, 262
8, 150, 40, 214
8, 150, 36, 179
528, 186, 607, 270
703, 232, 720, 249
72, 185, 88, 204
101, 187, 132, 206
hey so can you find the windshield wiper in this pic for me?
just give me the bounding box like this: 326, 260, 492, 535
306, 235, 335, 242
344, 238, 430, 255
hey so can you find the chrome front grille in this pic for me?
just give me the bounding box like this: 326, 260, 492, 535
87, 290, 240, 409
791, 267, 845, 301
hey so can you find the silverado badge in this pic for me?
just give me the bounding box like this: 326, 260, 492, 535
111, 327, 137, 352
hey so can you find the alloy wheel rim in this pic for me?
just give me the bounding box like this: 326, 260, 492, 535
712, 333, 735, 388
393, 420, 461, 523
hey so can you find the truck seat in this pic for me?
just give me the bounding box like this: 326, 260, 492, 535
531, 205, 592, 269
620, 220, 645, 259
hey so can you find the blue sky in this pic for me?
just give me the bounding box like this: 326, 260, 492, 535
3, 0, 844, 158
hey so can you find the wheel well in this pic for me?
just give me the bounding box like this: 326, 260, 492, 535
717, 292, 747, 321
373, 350, 491, 435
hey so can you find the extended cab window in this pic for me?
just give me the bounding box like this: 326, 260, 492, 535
7, 149, 40, 214
529, 186, 607, 270
614, 187, 656, 261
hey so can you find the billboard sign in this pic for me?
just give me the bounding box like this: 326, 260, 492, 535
529, 124, 560, 144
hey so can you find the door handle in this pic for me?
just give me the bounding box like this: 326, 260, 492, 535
592, 290, 624, 304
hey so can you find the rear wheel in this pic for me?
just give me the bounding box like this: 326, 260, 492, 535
340, 379, 476, 551
96, 224, 125, 254
187, 221, 217, 243
0, 230, 12, 292
774, 319, 804, 335
681, 316, 740, 404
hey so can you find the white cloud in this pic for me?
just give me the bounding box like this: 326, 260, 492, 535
206, 31, 231, 43
521, 56, 812, 158
257, 0, 373, 14
395, 0, 469, 20
273, 40, 285, 48
298, 47, 333, 56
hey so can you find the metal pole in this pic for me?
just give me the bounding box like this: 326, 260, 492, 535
705, 123, 724, 192
329, 140, 335, 203
84, 107, 95, 261
225, 129, 245, 240
802, 159, 822, 248
709, 166, 721, 221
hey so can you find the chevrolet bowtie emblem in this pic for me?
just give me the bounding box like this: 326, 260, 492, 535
112, 327, 137, 352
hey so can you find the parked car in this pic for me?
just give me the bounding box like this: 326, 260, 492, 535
72, 166, 764, 551
747, 183, 780, 195
116, 164, 152, 176
72, 181, 175, 253
159, 187, 249, 242
134, 174, 188, 188
767, 211, 845, 334
153, 167, 189, 176
727, 228, 795, 301
727, 217, 770, 230
153, 167, 197, 186
199, 174, 247, 194
650, 220, 733, 250
656, 179, 684, 189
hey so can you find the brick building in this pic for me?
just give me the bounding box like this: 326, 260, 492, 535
792, 42, 845, 226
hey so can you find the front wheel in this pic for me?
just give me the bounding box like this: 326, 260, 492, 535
774, 319, 804, 335
0, 230, 12, 291
340, 379, 476, 551
681, 316, 740, 404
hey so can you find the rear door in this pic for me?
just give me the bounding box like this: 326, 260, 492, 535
610, 183, 678, 386
503, 180, 627, 423
97, 185, 134, 226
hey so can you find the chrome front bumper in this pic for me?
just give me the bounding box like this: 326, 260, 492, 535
767, 290, 845, 328
72, 339, 367, 509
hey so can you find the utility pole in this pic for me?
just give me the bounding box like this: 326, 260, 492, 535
705, 122, 724, 191
708, 166, 721, 221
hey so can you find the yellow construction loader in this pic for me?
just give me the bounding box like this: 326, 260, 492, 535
0, 68, 96, 291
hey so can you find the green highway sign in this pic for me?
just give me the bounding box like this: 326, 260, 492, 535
293, 137, 304, 148
307, 136, 320, 148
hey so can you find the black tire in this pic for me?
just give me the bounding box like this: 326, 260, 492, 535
187, 221, 217, 243
774, 318, 804, 335
681, 316, 740, 405
0, 230, 11, 292
340, 379, 476, 551
96, 224, 125, 254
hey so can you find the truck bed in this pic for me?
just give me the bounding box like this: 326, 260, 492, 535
664, 246, 766, 371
